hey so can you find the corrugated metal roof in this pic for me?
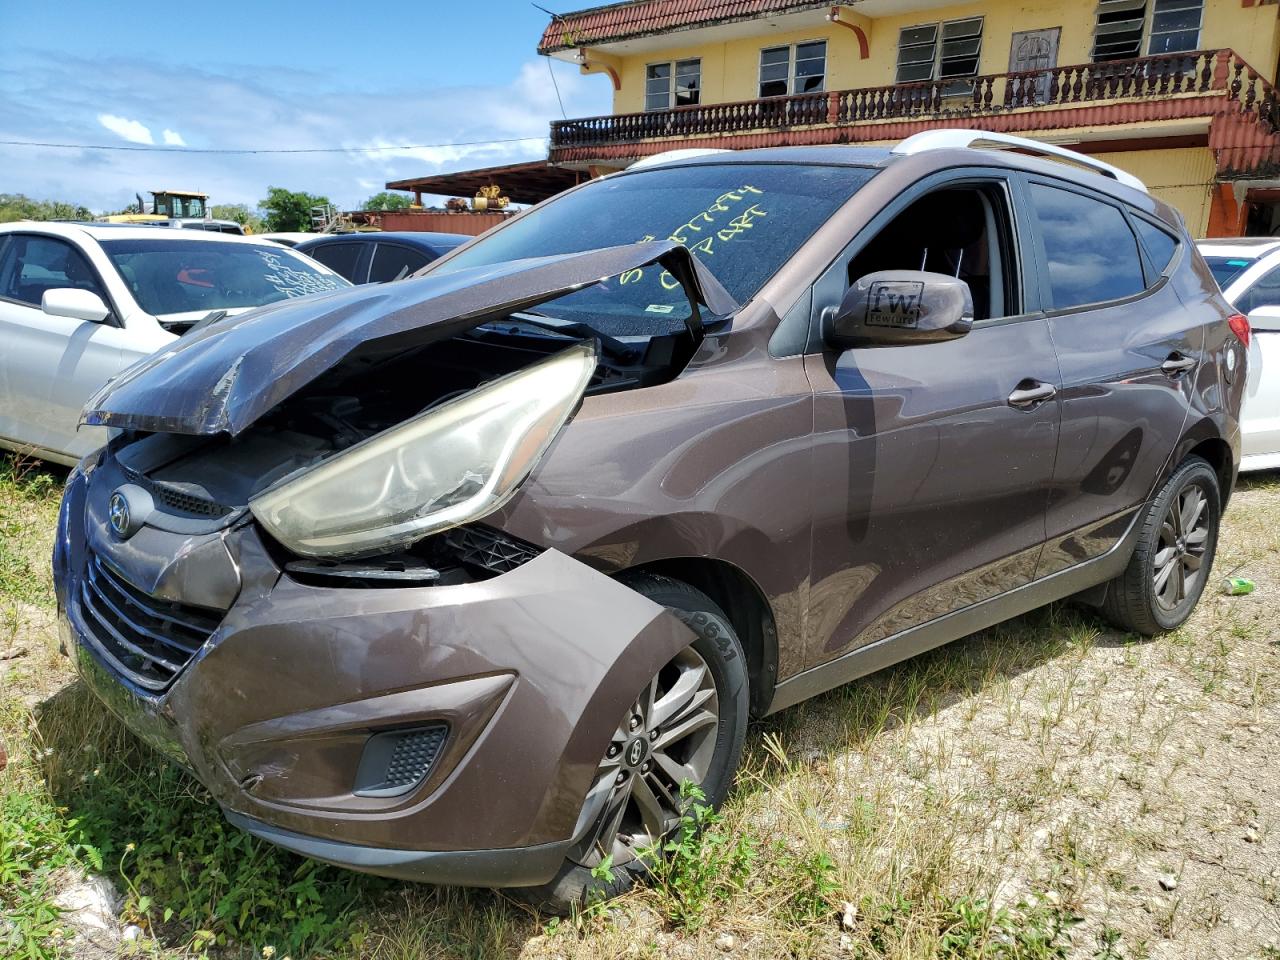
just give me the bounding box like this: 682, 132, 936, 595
537, 0, 831, 53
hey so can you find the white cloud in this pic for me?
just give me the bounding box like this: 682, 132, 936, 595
8, 54, 614, 212
97, 113, 153, 144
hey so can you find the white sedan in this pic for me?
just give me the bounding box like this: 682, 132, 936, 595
0, 222, 349, 465
1197, 238, 1280, 473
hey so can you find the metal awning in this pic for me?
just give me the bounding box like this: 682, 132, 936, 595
386, 161, 585, 206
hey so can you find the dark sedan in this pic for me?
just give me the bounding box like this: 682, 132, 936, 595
295, 231, 468, 284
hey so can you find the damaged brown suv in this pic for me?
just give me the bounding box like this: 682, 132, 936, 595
56, 131, 1247, 911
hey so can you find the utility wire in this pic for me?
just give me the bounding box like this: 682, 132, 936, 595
546, 55, 568, 121
533, 2, 569, 121
0, 136, 546, 155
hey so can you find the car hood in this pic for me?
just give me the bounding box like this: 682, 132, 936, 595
82, 242, 736, 437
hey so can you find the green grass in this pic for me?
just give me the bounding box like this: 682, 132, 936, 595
2, 453, 1278, 958
0, 456, 61, 610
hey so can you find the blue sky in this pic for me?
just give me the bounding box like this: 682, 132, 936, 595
0, 0, 611, 212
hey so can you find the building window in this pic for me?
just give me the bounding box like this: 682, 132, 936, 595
758, 41, 827, 98
1092, 0, 1202, 61
1148, 0, 1203, 55
645, 59, 700, 111
895, 18, 984, 86
1092, 0, 1146, 60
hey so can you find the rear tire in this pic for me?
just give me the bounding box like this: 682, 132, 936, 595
508, 574, 749, 915
1102, 456, 1220, 636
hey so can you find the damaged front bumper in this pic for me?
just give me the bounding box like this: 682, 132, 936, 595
55, 465, 696, 886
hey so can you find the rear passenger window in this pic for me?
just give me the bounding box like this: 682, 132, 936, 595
305, 242, 362, 282
1029, 183, 1145, 310
369, 243, 430, 284
1132, 217, 1179, 276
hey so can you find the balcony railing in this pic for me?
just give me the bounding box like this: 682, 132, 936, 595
550, 49, 1280, 154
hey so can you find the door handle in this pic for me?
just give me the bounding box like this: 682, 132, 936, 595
1161, 353, 1197, 377
1007, 379, 1057, 409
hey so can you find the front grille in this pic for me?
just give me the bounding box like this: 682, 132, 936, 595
78, 551, 222, 691
442, 525, 542, 576
120, 464, 230, 518
151, 485, 229, 518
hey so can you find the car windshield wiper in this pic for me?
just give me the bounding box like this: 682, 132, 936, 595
496, 313, 638, 361
165, 309, 228, 336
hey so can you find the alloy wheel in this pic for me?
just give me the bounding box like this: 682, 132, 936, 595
568, 646, 720, 869
1152, 481, 1210, 611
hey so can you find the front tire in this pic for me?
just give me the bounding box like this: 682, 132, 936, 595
510, 574, 749, 915
1102, 456, 1220, 636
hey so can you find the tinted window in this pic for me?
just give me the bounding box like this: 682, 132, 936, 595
1234, 262, 1280, 313
1202, 255, 1258, 290
436, 163, 877, 336
305, 242, 363, 282
101, 239, 347, 316
0, 235, 105, 307
1133, 218, 1178, 276
1029, 183, 1145, 310
369, 243, 430, 284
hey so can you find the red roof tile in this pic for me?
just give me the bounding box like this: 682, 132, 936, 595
537, 0, 831, 53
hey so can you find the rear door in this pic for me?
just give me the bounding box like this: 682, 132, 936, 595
303, 241, 368, 283
368, 242, 432, 283
1021, 177, 1201, 576
1222, 255, 1280, 464
0, 233, 131, 459
802, 170, 1062, 667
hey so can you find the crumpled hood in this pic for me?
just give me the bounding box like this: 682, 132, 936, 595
82, 241, 736, 437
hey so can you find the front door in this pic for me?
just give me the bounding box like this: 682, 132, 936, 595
802, 175, 1061, 668
1009, 28, 1060, 104
0, 234, 129, 459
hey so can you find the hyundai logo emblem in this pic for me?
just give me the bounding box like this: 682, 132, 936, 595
108, 491, 131, 538
106, 485, 153, 540
626, 738, 646, 767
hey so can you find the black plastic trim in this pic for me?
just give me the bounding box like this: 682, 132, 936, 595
765, 504, 1146, 714
223, 810, 573, 887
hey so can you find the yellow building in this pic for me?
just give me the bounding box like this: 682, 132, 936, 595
538, 0, 1280, 236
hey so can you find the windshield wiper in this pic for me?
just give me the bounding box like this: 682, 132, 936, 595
173, 309, 228, 336
496, 313, 638, 362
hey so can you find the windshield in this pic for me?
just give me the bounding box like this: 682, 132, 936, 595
1203, 254, 1257, 290
434, 163, 877, 336
102, 238, 348, 316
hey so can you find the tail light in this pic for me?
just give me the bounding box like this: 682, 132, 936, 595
1227, 313, 1251, 349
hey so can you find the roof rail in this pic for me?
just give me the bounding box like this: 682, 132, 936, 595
629, 148, 732, 169
891, 129, 1148, 194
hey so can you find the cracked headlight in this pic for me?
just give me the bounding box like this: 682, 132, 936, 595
250, 342, 596, 558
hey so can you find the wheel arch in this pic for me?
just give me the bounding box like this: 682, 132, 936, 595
622, 556, 778, 719
1172, 416, 1235, 507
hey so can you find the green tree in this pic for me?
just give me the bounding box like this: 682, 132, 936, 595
0, 193, 93, 222
362, 191, 412, 212
211, 203, 265, 234
259, 187, 331, 232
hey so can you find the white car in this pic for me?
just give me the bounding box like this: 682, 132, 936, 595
0, 223, 349, 465
1197, 238, 1280, 472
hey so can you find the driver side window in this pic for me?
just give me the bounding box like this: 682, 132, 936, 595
0, 235, 107, 310
844, 183, 1019, 322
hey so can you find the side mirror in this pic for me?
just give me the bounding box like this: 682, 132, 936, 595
824, 270, 974, 350
42, 288, 110, 323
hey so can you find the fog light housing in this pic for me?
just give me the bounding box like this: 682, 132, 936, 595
352, 724, 448, 798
